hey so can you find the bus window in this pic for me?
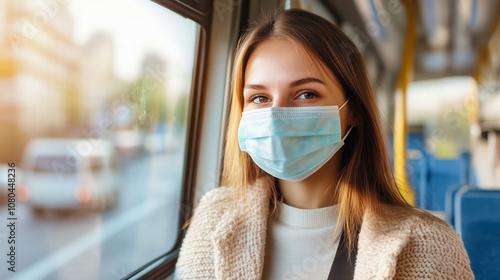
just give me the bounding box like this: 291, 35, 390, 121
0, 0, 197, 279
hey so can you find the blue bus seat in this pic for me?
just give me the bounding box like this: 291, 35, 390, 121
455, 187, 500, 279
444, 184, 466, 227
408, 132, 427, 153
389, 133, 472, 215
427, 157, 466, 211
407, 149, 428, 209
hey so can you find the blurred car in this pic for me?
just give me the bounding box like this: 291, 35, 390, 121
21, 138, 120, 213
112, 129, 144, 156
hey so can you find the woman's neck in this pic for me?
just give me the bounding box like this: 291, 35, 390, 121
278, 154, 341, 209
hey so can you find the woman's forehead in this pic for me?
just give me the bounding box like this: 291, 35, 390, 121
244, 38, 340, 87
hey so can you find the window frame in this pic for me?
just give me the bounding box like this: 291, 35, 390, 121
123, 0, 213, 278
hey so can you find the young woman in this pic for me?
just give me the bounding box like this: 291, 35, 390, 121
174, 9, 473, 280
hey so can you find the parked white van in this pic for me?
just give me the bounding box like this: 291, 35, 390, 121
22, 138, 120, 213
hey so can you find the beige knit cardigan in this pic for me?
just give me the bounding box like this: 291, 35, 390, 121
175, 182, 474, 280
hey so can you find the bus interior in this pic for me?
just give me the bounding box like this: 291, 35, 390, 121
0, 0, 499, 279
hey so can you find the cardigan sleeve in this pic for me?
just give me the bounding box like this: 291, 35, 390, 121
174, 187, 230, 280
393, 216, 475, 280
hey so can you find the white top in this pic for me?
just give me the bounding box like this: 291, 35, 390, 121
262, 202, 342, 280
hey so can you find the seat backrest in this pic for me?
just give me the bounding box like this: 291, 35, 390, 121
407, 149, 428, 209
427, 157, 466, 211
455, 187, 500, 280
445, 184, 466, 227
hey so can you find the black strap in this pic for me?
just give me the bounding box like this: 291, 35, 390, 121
327, 230, 358, 280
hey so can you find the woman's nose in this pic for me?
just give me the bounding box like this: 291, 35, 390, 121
272, 94, 293, 107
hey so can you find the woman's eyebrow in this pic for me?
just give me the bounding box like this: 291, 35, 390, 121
243, 84, 267, 90
244, 78, 324, 90
290, 77, 325, 87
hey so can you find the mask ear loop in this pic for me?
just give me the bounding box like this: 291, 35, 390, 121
339, 99, 349, 110
341, 126, 353, 141
339, 99, 352, 141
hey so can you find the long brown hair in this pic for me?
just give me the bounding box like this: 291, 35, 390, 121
222, 9, 410, 250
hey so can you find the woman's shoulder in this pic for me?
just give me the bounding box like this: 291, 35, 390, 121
366, 204, 463, 244
197, 185, 238, 207
175, 186, 241, 278
190, 183, 270, 226
196, 183, 268, 209
374, 204, 455, 236
373, 204, 444, 225
365, 204, 474, 279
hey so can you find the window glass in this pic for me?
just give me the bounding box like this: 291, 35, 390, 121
0, 0, 197, 279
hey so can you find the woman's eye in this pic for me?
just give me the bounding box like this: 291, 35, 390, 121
297, 91, 318, 100
251, 96, 271, 104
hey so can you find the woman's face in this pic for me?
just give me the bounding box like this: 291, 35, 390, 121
243, 38, 351, 134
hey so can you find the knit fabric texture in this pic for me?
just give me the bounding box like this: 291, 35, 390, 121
175, 182, 474, 280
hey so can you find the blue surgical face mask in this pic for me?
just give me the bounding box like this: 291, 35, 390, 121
238, 99, 352, 182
